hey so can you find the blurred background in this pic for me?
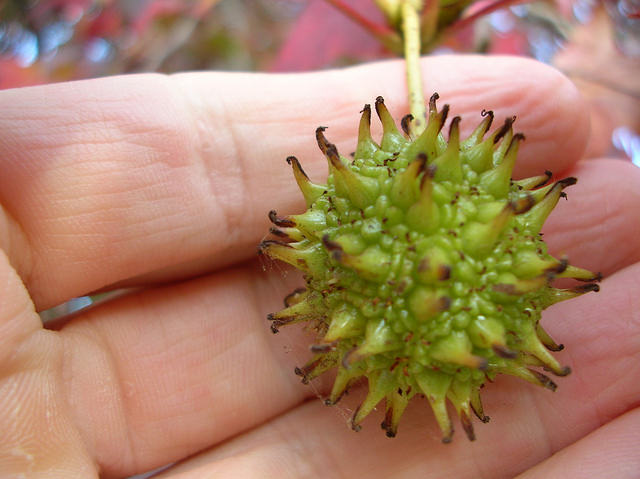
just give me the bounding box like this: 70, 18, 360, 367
0, 0, 638, 162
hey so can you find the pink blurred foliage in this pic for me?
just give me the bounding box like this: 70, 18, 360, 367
28, 0, 94, 23
0, 58, 45, 89
271, 0, 390, 72
131, 0, 187, 34
271, 0, 531, 72
81, 5, 124, 39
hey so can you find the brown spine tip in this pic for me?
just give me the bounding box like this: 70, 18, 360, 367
294, 366, 310, 384
531, 170, 553, 189
429, 92, 440, 112
269, 318, 294, 333
322, 234, 344, 261
493, 116, 517, 144
546, 257, 569, 275
449, 116, 461, 138
381, 409, 396, 437
258, 239, 290, 254
506, 133, 526, 154
268, 210, 295, 227
284, 287, 307, 307
439, 104, 450, 130
575, 272, 603, 283
401, 114, 414, 136
480, 109, 494, 128
530, 369, 557, 391
471, 404, 490, 423
286, 155, 311, 178
492, 344, 518, 359
310, 342, 337, 353
294, 357, 327, 384
552, 177, 578, 193
513, 193, 536, 215
460, 411, 476, 441
267, 313, 280, 334
441, 434, 453, 444
374, 97, 386, 118
351, 407, 363, 432
316, 126, 338, 160
269, 227, 290, 239
572, 283, 600, 293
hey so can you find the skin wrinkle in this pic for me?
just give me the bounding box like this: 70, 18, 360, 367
554, 332, 602, 434
173, 80, 241, 264
589, 359, 640, 424
217, 92, 251, 250
545, 161, 640, 275
76, 268, 294, 474
514, 407, 640, 479
0, 253, 39, 367
244, 262, 294, 389
101, 292, 181, 465
280, 405, 347, 479
0, 200, 33, 293
524, 387, 558, 468
72, 328, 135, 476
227, 276, 315, 425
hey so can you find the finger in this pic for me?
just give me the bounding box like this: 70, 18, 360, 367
57, 258, 639, 477
515, 407, 640, 479
543, 158, 640, 276
0, 55, 589, 309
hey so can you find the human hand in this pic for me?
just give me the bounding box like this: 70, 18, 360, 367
0, 56, 638, 479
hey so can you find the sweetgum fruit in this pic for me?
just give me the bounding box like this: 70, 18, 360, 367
259, 94, 600, 442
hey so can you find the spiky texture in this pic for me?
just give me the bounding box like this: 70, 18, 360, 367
259, 94, 600, 442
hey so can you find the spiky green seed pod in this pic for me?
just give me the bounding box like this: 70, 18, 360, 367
259, 94, 600, 442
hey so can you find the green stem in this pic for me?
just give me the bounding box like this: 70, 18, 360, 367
401, 1, 426, 136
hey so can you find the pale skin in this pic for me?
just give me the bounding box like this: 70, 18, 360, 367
0, 55, 639, 479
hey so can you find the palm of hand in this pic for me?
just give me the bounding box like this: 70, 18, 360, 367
1, 56, 639, 479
